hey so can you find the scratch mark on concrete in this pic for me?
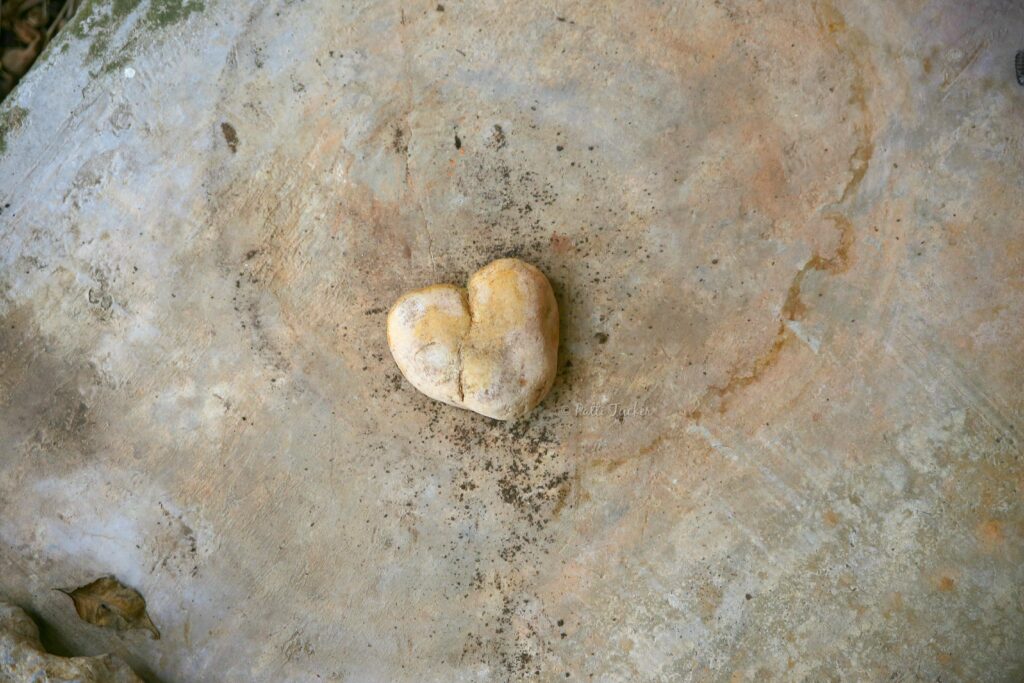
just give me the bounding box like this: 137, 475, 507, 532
940, 39, 987, 101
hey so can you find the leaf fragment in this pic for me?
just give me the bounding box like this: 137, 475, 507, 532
58, 575, 160, 639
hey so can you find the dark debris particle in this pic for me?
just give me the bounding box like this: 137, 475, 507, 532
490, 124, 507, 149
436, 3, 444, 10
392, 125, 408, 154
220, 122, 239, 153
745, 593, 753, 600
454, 133, 462, 150
594, 332, 608, 344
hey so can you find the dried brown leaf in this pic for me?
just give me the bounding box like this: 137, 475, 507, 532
58, 575, 160, 639
2, 44, 40, 77
12, 17, 41, 43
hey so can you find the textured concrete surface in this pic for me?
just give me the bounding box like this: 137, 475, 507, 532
1, 1, 1022, 681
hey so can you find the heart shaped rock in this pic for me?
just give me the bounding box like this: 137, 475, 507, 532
387, 258, 559, 420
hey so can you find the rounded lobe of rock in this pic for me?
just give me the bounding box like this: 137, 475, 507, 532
387, 284, 471, 408
386, 258, 558, 420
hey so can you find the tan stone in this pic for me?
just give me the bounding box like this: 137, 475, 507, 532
387, 258, 559, 420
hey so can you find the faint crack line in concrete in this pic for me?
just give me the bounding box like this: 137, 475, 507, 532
396, 6, 437, 280
940, 39, 987, 102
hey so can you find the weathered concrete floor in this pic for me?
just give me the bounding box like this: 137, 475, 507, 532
1, 1, 1022, 681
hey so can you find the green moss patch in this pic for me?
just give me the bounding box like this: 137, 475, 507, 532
66, 0, 206, 66
146, 0, 205, 27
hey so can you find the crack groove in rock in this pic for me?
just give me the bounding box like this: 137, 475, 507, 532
456, 288, 474, 403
